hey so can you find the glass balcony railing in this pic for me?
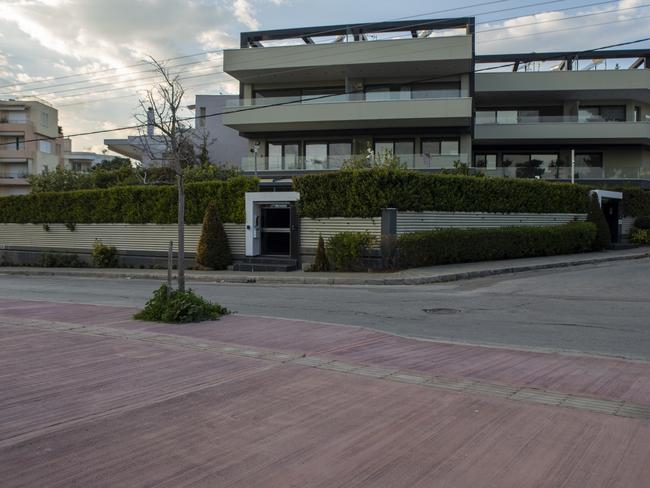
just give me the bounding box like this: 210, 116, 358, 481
226, 90, 470, 108
241, 153, 468, 172
476, 116, 650, 125
478, 166, 606, 179
0, 170, 28, 179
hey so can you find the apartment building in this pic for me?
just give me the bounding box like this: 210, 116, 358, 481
62, 138, 105, 171
0, 98, 63, 196
105, 95, 248, 167
221, 19, 650, 185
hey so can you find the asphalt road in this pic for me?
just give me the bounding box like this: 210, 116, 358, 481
1, 258, 649, 359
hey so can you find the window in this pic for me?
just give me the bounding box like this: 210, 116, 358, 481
304, 141, 352, 170
502, 153, 559, 178
302, 88, 346, 103
496, 110, 518, 124
411, 82, 461, 99
579, 105, 625, 122
254, 89, 301, 105
421, 139, 460, 156
575, 153, 603, 167
41, 112, 49, 128
474, 154, 497, 169
7, 111, 27, 123
199, 107, 206, 128
328, 142, 352, 169
38, 140, 52, 154
374, 140, 414, 166
365, 86, 408, 101
305, 143, 327, 170
267, 142, 300, 170
475, 111, 496, 124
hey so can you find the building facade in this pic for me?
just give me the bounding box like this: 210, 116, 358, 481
0, 99, 63, 196
221, 19, 650, 185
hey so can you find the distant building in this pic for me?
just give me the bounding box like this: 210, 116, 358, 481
61, 139, 106, 172
104, 95, 248, 168
0, 98, 64, 196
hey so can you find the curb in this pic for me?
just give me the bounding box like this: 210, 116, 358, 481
1, 251, 648, 286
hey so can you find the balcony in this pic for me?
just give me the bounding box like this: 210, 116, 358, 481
241, 153, 468, 173
223, 93, 472, 132
224, 36, 473, 83
479, 166, 606, 180
474, 118, 650, 144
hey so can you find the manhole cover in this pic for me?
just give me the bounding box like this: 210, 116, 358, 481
423, 308, 461, 315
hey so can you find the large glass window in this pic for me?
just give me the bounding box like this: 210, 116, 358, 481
38, 140, 52, 154
254, 89, 301, 105
374, 140, 414, 166
328, 142, 352, 169
365, 86, 408, 101
575, 153, 603, 167
474, 153, 497, 169
267, 142, 300, 170
305, 143, 327, 170
302, 88, 346, 103
421, 139, 460, 156
304, 141, 352, 170
579, 106, 625, 122
503, 153, 559, 178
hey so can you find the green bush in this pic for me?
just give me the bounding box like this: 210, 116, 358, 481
196, 202, 231, 270
0, 176, 257, 224
586, 194, 611, 251
630, 228, 650, 244
92, 240, 118, 268
311, 234, 329, 271
293, 169, 591, 218
397, 222, 597, 269
326, 231, 376, 271
40, 252, 86, 268
622, 188, 650, 217
134, 284, 229, 323
633, 216, 650, 230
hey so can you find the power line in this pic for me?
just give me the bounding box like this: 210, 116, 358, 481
3, 35, 649, 149
8, 0, 630, 101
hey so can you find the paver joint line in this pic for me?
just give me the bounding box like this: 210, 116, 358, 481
2, 315, 650, 421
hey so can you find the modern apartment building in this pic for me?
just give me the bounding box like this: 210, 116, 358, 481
221, 19, 650, 185
0, 98, 63, 196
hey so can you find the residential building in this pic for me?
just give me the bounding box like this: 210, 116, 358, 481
104, 95, 248, 168
221, 19, 650, 185
0, 98, 63, 196
62, 138, 106, 171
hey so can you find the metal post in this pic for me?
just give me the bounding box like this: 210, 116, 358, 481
167, 240, 173, 294
571, 149, 575, 184
253, 142, 259, 178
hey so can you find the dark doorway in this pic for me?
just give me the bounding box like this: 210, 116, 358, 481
601, 198, 620, 243
261, 206, 291, 255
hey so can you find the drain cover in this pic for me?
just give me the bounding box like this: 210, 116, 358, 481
423, 308, 461, 315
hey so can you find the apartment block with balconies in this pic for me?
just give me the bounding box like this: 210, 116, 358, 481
0, 99, 63, 196
472, 50, 650, 184
222, 19, 650, 185
222, 19, 476, 176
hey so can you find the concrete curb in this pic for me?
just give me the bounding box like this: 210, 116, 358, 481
1, 251, 649, 286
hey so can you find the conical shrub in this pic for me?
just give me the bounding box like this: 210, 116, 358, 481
197, 202, 232, 269
312, 234, 329, 271
587, 193, 611, 251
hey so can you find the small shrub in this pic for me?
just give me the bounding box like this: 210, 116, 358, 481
40, 252, 86, 268
397, 222, 597, 269
586, 193, 611, 251
326, 231, 376, 271
196, 202, 232, 270
311, 235, 329, 272
65, 222, 76, 231
633, 216, 650, 230
134, 284, 229, 323
630, 228, 650, 244
92, 240, 118, 268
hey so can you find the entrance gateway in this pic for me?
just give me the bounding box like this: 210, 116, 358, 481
245, 192, 300, 258
591, 190, 623, 243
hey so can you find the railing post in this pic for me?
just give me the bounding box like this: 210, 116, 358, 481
167, 240, 173, 295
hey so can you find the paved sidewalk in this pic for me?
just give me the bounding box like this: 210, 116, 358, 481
1, 299, 650, 487
1, 247, 648, 285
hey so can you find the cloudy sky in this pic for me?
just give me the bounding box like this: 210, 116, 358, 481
0, 0, 649, 154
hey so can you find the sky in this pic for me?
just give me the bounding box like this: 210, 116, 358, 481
0, 0, 649, 155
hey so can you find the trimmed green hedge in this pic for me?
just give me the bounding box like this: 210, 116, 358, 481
293, 170, 591, 218
397, 222, 596, 269
0, 176, 257, 224
622, 188, 650, 217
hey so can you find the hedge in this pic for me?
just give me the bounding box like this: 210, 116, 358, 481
293, 169, 591, 218
622, 188, 650, 217
0, 176, 257, 224
397, 222, 597, 269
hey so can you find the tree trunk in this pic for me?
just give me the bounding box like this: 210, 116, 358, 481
177, 173, 186, 292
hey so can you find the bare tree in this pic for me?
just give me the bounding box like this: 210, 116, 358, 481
136, 57, 195, 292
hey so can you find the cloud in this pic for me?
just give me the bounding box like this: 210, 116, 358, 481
233, 0, 259, 30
